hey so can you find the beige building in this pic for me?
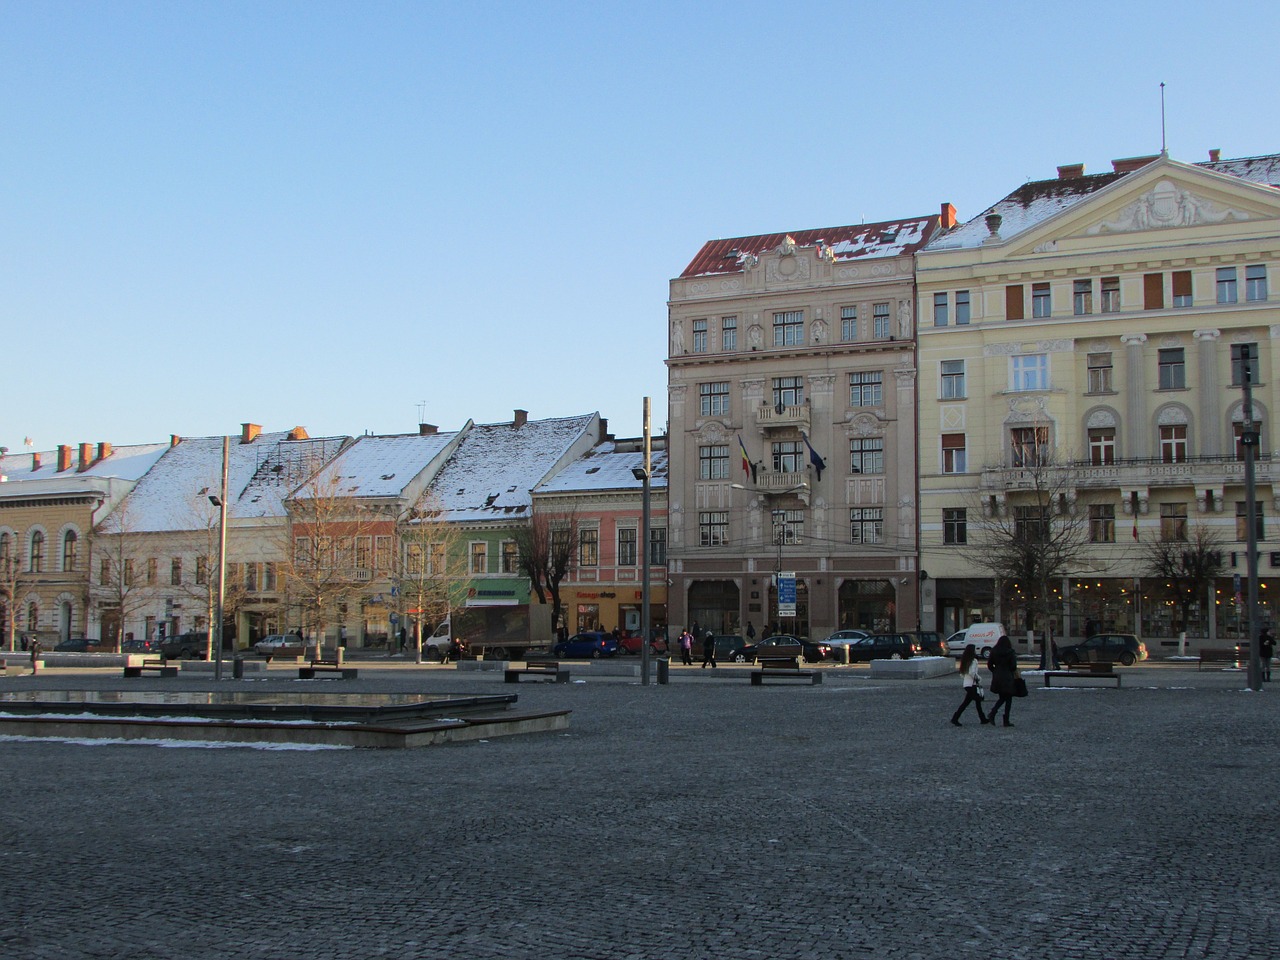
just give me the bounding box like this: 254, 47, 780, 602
667, 215, 946, 638
916, 151, 1280, 649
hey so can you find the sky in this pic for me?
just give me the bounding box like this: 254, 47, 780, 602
3, 1, 1278, 453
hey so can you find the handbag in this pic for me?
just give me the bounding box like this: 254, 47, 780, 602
973, 677, 984, 700
1013, 674, 1029, 698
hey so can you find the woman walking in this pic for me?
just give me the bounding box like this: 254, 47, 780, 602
950, 643, 990, 726
679, 629, 694, 666
986, 635, 1019, 727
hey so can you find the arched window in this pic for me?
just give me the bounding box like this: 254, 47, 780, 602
62, 530, 78, 572
29, 531, 44, 573
26, 602, 38, 632
0, 532, 11, 561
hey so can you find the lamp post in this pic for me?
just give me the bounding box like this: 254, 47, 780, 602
731, 481, 807, 631
632, 398, 653, 686
1240, 346, 1263, 691
211, 435, 229, 680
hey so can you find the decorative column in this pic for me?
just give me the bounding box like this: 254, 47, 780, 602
1120, 333, 1148, 459
1194, 329, 1222, 457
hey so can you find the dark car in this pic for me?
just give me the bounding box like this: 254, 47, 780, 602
122, 637, 160, 654
617, 632, 668, 656
845, 633, 919, 662
1058, 633, 1147, 666
711, 635, 749, 661
160, 631, 210, 660
732, 634, 831, 664
55, 638, 94, 652
915, 632, 947, 657
552, 631, 619, 659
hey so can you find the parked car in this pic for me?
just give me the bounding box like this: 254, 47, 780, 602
915, 632, 947, 657
617, 632, 668, 656
54, 638, 94, 652
1057, 634, 1147, 666
732, 635, 831, 664
252, 634, 306, 658
945, 622, 1006, 657
845, 633, 919, 662
161, 631, 211, 659
552, 631, 619, 659
822, 629, 871, 649
122, 637, 160, 654
711, 635, 749, 661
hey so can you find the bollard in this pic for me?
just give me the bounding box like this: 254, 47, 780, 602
232, 657, 245, 680
335, 646, 344, 666
657, 657, 669, 684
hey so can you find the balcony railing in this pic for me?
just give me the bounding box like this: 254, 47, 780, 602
982, 455, 1274, 491
755, 402, 811, 432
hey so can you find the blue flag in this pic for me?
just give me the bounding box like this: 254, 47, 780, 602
800, 431, 825, 481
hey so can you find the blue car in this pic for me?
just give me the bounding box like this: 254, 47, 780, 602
552, 631, 619, 659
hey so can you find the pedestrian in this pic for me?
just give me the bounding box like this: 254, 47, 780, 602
30, 638, 41, 674
762, 624, 773, 642
679, 629, 693, 666
986, 635, 1019, 727
1259, 627, 1275, 682
701, 628, 717, 668
1050, 638, 1061, 670
398, 626, 407, 653
746, 621, 756, 641
950, 643, 991, 726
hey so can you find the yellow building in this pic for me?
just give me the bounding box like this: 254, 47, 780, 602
916, 151, 1280, 649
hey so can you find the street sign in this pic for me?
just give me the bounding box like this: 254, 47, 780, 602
389, 614, 399, 625
777, 572, 797, 618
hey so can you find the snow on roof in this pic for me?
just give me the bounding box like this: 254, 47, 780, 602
431, 414, 597, 523
926, 152, 1280, 251
536, 442, 668, 494
679, 216, 940, 278
296, 431, 461, 500
119, 432, 349, 532
0, 442, 169, 496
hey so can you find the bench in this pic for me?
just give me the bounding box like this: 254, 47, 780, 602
505, 661, 570, 683
1044, 661, 1121, 688
123, 659, 180, 679
298, 660, 358, 679
1199, 648, 1242, 670
751, 655, 822, 685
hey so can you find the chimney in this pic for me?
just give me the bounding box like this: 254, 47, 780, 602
96, 442, 112, 463
1056, 163, 1085, 180
240, 422, 262, 444
170, 435, 182, 447
31, 452, 41, 471
513, 409, 528, 428
78, 442, 93, 471
418, 423, 438, 436
58, 445, 73, 472
1111, 154, 1160, 174
1209, 148, 1221, 162
599, 418, 610, 442
939, 202, 957, 229
288, 426, 309, 440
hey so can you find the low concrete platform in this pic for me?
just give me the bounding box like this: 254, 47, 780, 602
869, 656, 956, 679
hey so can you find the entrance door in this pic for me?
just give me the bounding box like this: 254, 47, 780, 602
60, 602, 72, 642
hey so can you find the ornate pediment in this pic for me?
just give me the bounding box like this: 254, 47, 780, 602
1085, 179, 1249, 235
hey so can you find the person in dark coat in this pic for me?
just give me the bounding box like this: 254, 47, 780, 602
745, 621, 756, 641
986, 635, 1019, 727
701, 628, 717, 668
1259, 627, 1275, 682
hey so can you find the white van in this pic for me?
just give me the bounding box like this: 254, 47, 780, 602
945, 623, 1006, 658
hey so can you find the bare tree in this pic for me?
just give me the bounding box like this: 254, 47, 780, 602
91, 500, 154, 652
1142, 524, 1225, 637
176, 491, 248, 658
397, 491, 467, 663
513, 505, 578, 636
0, 533, 20, 651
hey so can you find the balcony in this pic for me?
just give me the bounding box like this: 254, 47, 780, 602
755, 401, 810, 433
981, 455, 1274, 492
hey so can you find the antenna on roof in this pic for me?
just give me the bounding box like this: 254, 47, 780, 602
416, 400, 428, 424
1159, 81, 1167, 157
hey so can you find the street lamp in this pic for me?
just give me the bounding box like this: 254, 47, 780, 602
632, 397, 654, 685
212, 435, 229, 680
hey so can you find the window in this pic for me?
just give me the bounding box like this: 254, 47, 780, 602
692, 319, 707, 353
1005, 284, 1024, 320
1161, 503, 1188, 542
100, 558, 110, 586
1236, 502, 1266, 541
850, 507, 884, 545
196, 556, 208, 584
1089, 504, 1115, 543
1031, 282, 1051, 318
955, 290, 971, 325
1143, 273, 1164, 310
427, 543, 446, 576
28, 531, 44, 573
721, 316, 737, 351
1231, 343, 1259, 385
699, 381, 730, 417
773, 310, 804, 347
943, 508, 967, 545
1100, 276, 1120, 313
1087, 353, 1113, 393
264, 562, 277, 592
0, 532, 8, 561
1217, 267, 1238, 304
841, 306, 857, 341
649, 527, 667, 565
940, 360, 966, 399
355, 536, 371, 572
1073, 279, 1093, 316
405, 544, 424, 575
502, 540, 519, 573
1088, 428, 1116, 466
1159, 424, 1188, 464
469, 542, 488, 574
123, 559, 134, 586
772, 440, 804, 473
773, 376, 804, 408
933, 292, 948, 327
579, 528, 598, 566
375, 535, 391, 571
872, 302, 891, 339
1014, 506, 1050, 542
618, 528, 637, 565
1246, 264, 1268, 302
699, 444, 729, 480
62, 530, 78, 572
941, 434, 967, 474
1235, 421, 1264, 461
1173, 270, 1193, 307
1011, 353, 1048, 391
699, 512, 728, 547
1011, 426, 1050, 467
242, 562, 258, 592
171, 557, 182, 586
849, 371, 883, 406
774, 509, 804, 545
850, 437, 884, 475
145, 557, 157, 585
1158, 348, 1185, 389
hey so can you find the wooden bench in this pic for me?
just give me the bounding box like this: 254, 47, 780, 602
1198, 648, 1242, 670
751, 655, 822, 685
298, 659, 358, 679
505, 661, 570, 683
123, 659, 180, 679
1044, 661, 1121, 688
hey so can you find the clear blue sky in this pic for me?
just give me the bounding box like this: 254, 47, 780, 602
3, 1, 1277, 452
